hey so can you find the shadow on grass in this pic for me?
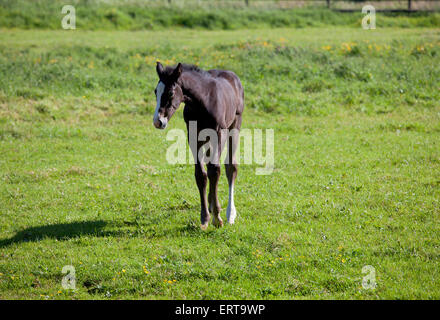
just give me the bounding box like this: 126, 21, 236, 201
0, 220, 111, 248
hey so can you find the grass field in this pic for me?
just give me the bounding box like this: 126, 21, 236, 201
0, 21, 440, 299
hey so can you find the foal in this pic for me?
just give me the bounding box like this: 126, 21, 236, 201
153, 62, 244, 229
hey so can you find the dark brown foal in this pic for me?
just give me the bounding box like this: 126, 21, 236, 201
153, 62, 244, 229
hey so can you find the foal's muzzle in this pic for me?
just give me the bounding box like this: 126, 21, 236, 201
154, 117, 168, 129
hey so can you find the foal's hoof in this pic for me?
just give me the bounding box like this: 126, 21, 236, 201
200, 223, 209, 231
226, 206, 237, 225
212, 216, 224, 228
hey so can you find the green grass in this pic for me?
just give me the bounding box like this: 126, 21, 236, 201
0, 26, 439, 299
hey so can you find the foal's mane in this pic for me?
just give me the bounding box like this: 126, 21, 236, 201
164, 64, 210, 78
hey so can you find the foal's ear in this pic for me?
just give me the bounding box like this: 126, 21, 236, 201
156, 61, 164, 78
171, 63, 183, 82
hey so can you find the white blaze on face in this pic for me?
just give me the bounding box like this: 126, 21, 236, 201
153, 81, 165, 128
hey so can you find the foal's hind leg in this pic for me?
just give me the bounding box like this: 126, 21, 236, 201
225, 122, 240, 225
225, 163, 237, 224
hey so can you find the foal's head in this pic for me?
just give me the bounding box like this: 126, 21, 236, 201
153, 62, 184, 129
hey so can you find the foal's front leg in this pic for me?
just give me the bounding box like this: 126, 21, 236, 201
195, 162, 210, 230
189, 127, 210, 230
208, 163, 223, 228
207, 130, 225, 228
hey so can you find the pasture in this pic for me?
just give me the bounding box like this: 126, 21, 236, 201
0, 21, 440, 298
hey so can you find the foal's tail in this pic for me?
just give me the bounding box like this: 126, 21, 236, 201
233, 73, 245, 116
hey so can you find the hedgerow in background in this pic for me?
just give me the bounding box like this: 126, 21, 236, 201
0, 0, 439, 30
